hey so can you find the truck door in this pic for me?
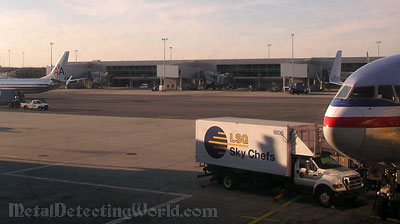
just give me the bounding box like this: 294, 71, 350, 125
294, 157, 320, 187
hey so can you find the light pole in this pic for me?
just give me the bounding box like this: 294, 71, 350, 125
376, 41, 382, 57
291, 33, 294, 86
75, 50, 78, 62
169, 46, 173, 60
22, 52, 25, 68
160, 37, 168, 91
50, 42, 54, 70
8, 49, 11, 67
267, 44, 271, 59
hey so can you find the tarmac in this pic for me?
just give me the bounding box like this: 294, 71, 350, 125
0, 89, 392, 223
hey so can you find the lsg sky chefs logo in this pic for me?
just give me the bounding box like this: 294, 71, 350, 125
204, 126, 275, 161
204, 126, 228, 159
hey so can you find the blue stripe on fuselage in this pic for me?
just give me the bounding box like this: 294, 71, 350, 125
330, 98, 400, 107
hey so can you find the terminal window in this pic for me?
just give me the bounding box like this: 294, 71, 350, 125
217, 64, 280, 77
106, 65, 157, 78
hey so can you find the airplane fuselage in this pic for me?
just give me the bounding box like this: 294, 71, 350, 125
323, 54, 400, 165
324, 98, 400, 164
0, 78, 59, 94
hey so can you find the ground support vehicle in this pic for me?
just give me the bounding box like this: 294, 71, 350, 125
0, 89, 24, 108
196, 118, 364, 207
21, 100, 49, 111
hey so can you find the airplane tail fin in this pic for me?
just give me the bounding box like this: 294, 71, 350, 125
329, 50, 343, 85
41, 51, 69, 81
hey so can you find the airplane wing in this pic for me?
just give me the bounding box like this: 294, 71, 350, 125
51, 78, 65, 84
66, 76, 87, 85
329, 50, 343, 85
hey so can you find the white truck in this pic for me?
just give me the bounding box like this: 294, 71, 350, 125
196, 117, 364, 207
21, 100, 49, 111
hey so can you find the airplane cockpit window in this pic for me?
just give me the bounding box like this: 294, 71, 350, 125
336, 85, 351, 98
349, 86, 375, 99
378, 85, 396, 102
394, 86, 400, 102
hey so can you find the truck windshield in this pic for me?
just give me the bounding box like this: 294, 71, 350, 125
314, 155, 342, 169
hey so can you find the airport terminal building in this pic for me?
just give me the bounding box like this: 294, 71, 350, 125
63, 55, 378, 91
3, 55, 378, 91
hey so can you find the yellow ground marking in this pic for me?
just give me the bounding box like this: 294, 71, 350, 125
371, 216, 400, 223
217, 132, 225, 135
281, 200, 293, 207
240, 211, 280, 224
273, 192, 285, 200
208, 140, 248, 148
280, 195, 302, 207
387, 218, 400, 223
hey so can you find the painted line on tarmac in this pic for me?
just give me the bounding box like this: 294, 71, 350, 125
6, 165, 193, 224
371, 216, 400, 223
7, 173, 190, 197
105, 194, 193, 224
4, 163, 63, 175
281, 195, 303, 207
240, 211, 280, 224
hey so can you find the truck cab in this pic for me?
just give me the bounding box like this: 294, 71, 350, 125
294, 153, 363, 206
21, 100, 49, 111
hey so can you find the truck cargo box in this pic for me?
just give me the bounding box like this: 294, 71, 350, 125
196, 117, 317, 177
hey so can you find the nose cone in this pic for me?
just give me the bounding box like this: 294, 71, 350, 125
323, 105, 366, 159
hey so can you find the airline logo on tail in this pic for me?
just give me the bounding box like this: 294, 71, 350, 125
53, 65, 65, 76
40, 51, 69, 81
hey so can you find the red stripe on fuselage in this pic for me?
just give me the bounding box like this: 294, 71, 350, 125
324, 116, 400, 128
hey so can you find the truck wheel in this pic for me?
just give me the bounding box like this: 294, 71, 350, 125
376, 196, 389, 220
222, 172, 239, 190
316, 186, 334, 207
38, 107, 42, 111
23, 106, 27, 110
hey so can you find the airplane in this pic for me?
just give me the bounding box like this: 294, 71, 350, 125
322, 53, 400, 218
327, 50, 373, 86
329, 50, 344, 85
0, 51, 69, 94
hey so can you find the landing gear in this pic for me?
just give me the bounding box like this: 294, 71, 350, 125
374, 168, 399, 219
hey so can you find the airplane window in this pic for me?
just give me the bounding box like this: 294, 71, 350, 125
336, 85, 351, 98
395, 86, 400, 102
350, 86, 375, 99
378, 85, 395, 101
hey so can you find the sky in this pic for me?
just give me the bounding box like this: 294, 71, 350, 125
0, 0, 399, 67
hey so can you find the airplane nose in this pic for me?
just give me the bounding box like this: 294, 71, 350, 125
323, 106, 366, 159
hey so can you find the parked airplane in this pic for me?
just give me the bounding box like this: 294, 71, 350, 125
329, 50, 344, 85
323, 53, 400, 218
0, 51, 69, 93
329, 51, 373, 86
